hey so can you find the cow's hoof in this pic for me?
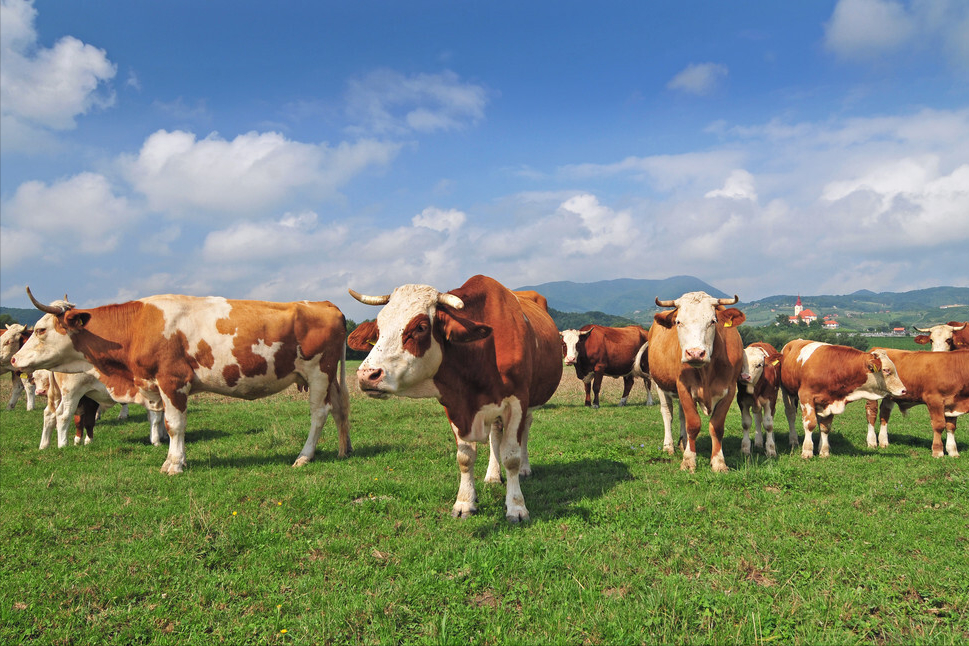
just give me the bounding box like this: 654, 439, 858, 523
518, 465, 531, 478
74, 437, 81, 446
451, 505, 477, 519
710, 457, 729, 473
819, 448, 830, 458
506, 510, 529, 524
766, 448, 777, 459
680, 456, 697, 472
662, 444, 676, 456
160, 460, 184, 475
592, 404, 600, 409
801, 450, 814, 460
84, 437, 92, 446
483, 474, 502, 484
292, 456, 311, 468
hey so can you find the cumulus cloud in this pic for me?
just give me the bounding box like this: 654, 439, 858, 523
123, 129, 401, 218
0, 0, 116, 149
202, 211, 349, 263
345, 69, 489, 135
666, 63, 728, 95
412, 207, 466, 233
559, 194, 639, 256
561, 150, 746, 193
1, 172, 134, 263
705, 169, 758, 201
824, 0, 969, 68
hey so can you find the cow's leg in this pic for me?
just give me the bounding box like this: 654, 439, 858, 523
878, 399, 893, 448
643, 377, 654, 406
739, 398, 753, 456
485, 419, 503, 483
499, 401, 529, 523
7, 373, 24, 410
74, 397, 98, 446
147, 408, 165, 446
158, 385, 189, 475
656, 389, 677, 454
518, 409, 532, 478
783, 389, 800, 450
944, 417, 959, 458
582, 375, 593, 407
293, 375, 333, 467
39, 400, 57, 450
817, 413, 834, 458
591, 371, 604, 409
118, 403, 129, 421
619, 375, 634, 407
762, 403, 777, 458
708, 395, 732, 473
452, 428, 478, 519
24, 376, 36, 411
678, 387, 702, 472
55, 389, 87, 449
799, 398, 818, 459
865, 399, 879, 448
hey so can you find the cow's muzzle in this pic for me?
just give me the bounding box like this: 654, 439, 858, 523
357, 366, 391, 398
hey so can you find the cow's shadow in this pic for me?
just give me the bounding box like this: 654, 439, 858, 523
469, 457, 634, 534
200, 441, 395, 469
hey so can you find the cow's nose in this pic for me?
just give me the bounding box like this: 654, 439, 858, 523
9, 356, 17, 367
357, 367, 383, 388
740, 371, 751, 382
685, 347, 707, 362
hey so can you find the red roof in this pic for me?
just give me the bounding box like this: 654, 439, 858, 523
799, 309, 816, 317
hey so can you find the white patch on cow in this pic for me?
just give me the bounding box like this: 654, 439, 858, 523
560, 329, 582, 365
796, 341, 827, 366
11, 313, 90, 374
670, 292, 721, 365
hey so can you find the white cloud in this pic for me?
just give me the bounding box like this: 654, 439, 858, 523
0, 0, 116, 147
824, 0, 969, 68
201, 211, 349, 263
345, 69, 489, 135
412, 207, 466, 233
1, 172, 134, 262
561, 150, 746, 193
123, 129, 401, 218
666, 63, 728, 95
559, 194, 639, 255
705, 169, 758, 201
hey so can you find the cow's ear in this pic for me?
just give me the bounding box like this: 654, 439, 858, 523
866, 354, 882, 373
347, 321, 379, 351
64, 310, 91, 330
654, 310, 677, 329
436, 308, 492, 344
913, 335, 930, 345
718, 308, 746, 328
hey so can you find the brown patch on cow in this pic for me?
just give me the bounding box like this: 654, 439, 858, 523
402, 314, 433, 357
347, 320, 379, 351
194, 338, 214, 369
223, 364, 241, 387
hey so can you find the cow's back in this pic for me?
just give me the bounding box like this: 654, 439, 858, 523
780, 338, 815, 394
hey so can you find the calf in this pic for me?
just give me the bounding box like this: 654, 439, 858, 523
737, 342, 791, 458
863, 349, 969, 457
780, 340, 906, 459
560, 324, 653, 408
647, 292, 746, 473
1, 324, 36, 411
347, 275, 562, 522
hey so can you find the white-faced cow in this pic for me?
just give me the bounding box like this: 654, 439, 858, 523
647, 292, 746, 473
32, 367, 164, 448
863, 348, 969, 457
346, 275, 562, 523
560, 325, 653, 408
1, 324, 37, 411
913, 321, 969, 352
12, 289, 350, 474
780, 340, 906, 459
737, 342, 793, 458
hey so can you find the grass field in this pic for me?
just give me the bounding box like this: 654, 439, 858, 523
1, 364, 967, 645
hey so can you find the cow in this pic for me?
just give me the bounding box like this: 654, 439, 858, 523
12, 289, 350, 474
1, 324, 37, 411
737, 342, 793, 458
560, 324, 653, 408
780, 340, 907, 459
647, 292, 746, 473
32, 367, 164, 448
863, 349, 969, 456
346, 275, 562, 523
913, 322, 969, 352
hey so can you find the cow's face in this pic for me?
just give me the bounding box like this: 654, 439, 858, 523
0, 324, 28, 367
560, 329, 589, 366
348, 284, 491, 398
32, 369, 52, 396
740, 346, 764, 386
11, 310, 90, 373
867, 350, 907, 397
654, 292, 745, 366
913, 323, 965, 352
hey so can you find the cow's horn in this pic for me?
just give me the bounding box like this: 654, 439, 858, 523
655, 297, 676, 307
437, 293, 465, 310
26, 287, 66, 314
913, 325, 931, 333
953, 324, 966, 331
717, 295, 740, 305
348, 289, 390, 306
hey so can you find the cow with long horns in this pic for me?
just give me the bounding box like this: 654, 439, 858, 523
346, 275, 562, 523
12, 288, 350, 473
912, 322, 969, 352
647, 291, 746, 472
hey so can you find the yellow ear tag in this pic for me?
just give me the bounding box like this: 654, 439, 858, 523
724, 321, 732, 328
368, 340, 376, 346
771, 360, 779, 366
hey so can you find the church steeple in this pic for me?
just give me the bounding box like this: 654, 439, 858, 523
794, 294, 803, 317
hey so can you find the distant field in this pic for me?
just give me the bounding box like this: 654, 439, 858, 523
1, 366, 967, 644
863, 336, 923, 350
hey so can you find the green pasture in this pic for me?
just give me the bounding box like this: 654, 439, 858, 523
1, 365, 967, 645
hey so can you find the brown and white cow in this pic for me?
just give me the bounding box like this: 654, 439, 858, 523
560, 324, 653, 408
347, 275, 562, 523
32, 367, 164, 448
863, 349, 969, 457
12, 289, 350, 474
737, 342, 793, 458
913, 322, 969, 352
1, 324, 37, 411
780, 340, 906, 459
647, 292, 746, 473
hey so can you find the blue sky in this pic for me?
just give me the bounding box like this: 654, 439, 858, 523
2, 0, 967, 322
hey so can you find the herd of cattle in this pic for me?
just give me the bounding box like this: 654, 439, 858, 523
2, 276, 967, 523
